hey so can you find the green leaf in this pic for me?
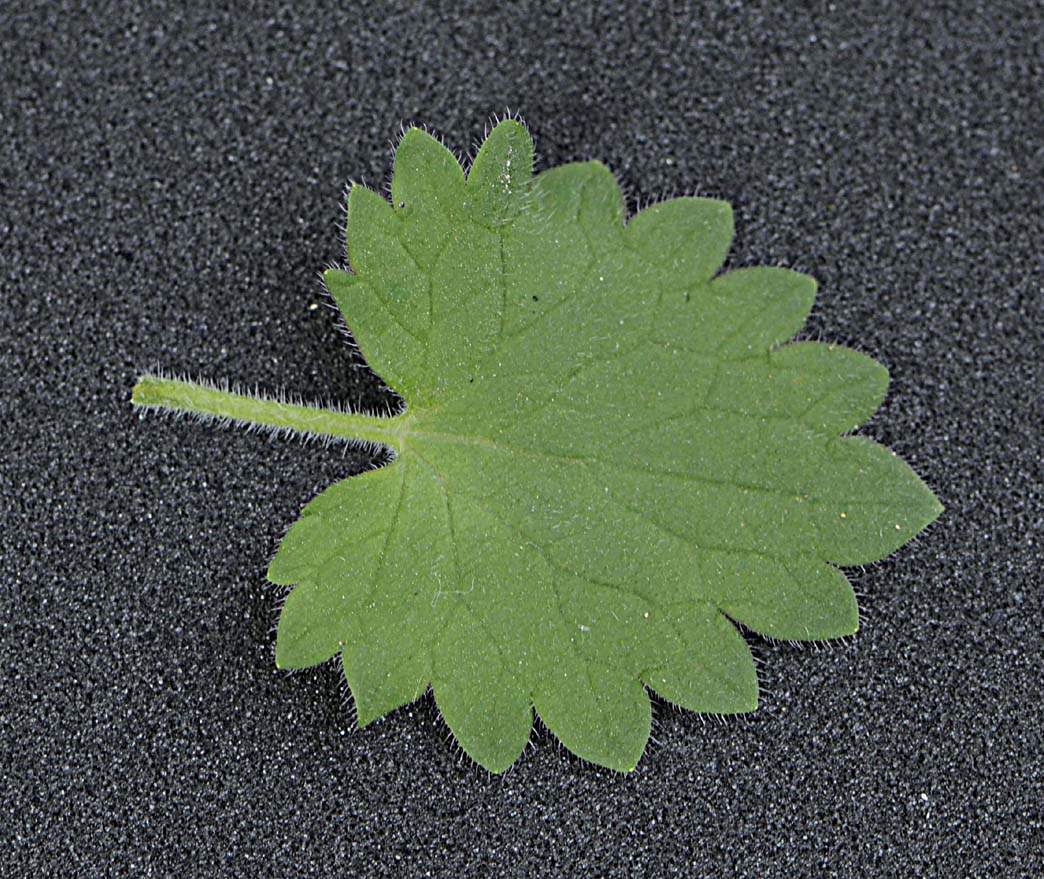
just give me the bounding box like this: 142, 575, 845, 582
132, 119, 943, 773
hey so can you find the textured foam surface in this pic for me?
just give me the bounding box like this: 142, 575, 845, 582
3, 2, 1042, 875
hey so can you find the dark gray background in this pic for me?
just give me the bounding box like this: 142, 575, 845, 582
3, 1, 1042, 876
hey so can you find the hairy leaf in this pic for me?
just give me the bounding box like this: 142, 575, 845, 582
133, 119, 942, 773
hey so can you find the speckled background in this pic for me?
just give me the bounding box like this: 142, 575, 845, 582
3, 1, 1042, 876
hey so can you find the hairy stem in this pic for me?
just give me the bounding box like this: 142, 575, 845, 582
131, 375, 409, 451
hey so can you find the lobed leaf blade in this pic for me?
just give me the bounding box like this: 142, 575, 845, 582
257, 120, 944, 772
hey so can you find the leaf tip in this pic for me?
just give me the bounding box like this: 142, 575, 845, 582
906, 470, 945, 536
352, 702, 381, 729
731, 675, 761, 715
273, 628, 306, 671
795, 269, 818, 306
704, 195, 735, 224
487, 115, 529, 138
467, 117, 535, 223
321, 267, 344, 286
474, 117, 533, 166
397, 123, 432, 146
470, 748, 523, 775
264, 560, 291, 587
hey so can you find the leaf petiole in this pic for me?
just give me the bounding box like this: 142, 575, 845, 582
131, 375, 408, 452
